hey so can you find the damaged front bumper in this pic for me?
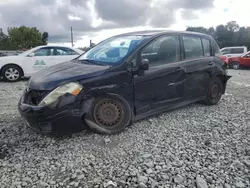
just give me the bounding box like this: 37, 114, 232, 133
18, 89, 89, 134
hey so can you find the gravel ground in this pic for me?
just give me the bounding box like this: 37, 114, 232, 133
0, 70, 250, 188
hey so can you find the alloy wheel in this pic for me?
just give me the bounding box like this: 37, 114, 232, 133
5, 68, 20, 81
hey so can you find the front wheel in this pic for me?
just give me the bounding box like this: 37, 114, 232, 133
231, 61, 240, 70
85, 95, 132, 135
2, 65, 22, 82
203, 77, 223, 105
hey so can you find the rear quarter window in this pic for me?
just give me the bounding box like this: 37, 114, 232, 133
202, 38, 211, 57
212, 40, 221, 56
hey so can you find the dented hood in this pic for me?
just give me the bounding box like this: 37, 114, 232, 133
28, 60, 110, 90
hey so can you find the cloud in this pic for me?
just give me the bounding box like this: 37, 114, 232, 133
0, 0, 215, 43
0, 0, 94, 42
94, 0, 214, 29
94, 0, 150, 27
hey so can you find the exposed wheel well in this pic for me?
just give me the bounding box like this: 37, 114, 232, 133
84, 93, 133, 134
0, 64, 24, 77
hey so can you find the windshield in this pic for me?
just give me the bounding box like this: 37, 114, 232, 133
78, 35, 149, 65
17, 48, 38, 56
241, 51, 250, 57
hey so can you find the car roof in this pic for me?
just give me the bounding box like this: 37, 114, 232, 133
114, 30, 212, 38
37, 45, 76, 49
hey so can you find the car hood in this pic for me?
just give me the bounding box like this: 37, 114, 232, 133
0, 55, 19, 61
28, 60, 110, 90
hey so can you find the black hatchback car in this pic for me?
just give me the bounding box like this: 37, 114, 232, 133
18, 30, 231, 134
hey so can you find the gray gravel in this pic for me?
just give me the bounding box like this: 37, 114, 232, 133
0, 70, 250, 188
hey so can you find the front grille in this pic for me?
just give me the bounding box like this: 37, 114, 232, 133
25, 89, 51, 105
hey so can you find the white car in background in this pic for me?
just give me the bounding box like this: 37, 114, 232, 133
220, 46, 247, 57
0, 45, 84, 82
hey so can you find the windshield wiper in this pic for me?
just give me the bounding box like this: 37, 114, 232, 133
79, 59, 106, 66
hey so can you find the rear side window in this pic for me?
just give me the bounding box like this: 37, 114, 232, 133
231, 48, 244, 54
202, 38, 211, 57
55, 47, 79, 56
212, 40, 221, 56
183, 36, 203, 59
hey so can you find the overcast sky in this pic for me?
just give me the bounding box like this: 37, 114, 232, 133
0, 0, 249, 47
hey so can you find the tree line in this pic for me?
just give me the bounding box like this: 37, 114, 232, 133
186, 21, 250, 50
0, 26, 48, 50
1, 21, 249, 51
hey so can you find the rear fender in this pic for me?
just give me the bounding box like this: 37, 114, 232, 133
215, 74, 232, 94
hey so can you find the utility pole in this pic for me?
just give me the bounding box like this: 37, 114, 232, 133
70, 27, 74, 47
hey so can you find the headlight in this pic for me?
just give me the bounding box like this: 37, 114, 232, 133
38, 82, 83, 106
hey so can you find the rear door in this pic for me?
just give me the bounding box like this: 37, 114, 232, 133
133, 34, 187, 115
180, 34, 214, 99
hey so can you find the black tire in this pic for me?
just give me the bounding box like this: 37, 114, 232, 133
2, 65, 22, 82
231, 61, 240, 70
203, 77, 223, 105
85, 95, 132, 135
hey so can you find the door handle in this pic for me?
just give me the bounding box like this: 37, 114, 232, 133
208, 61, 214, 66
175, 67, 182, 72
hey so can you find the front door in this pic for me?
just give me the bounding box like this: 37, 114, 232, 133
24, 47, 55, 75
133, 35, 186, 115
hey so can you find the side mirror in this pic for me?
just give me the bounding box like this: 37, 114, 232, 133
137, 58, 149, 76
140, 58, 149, 70
28, 53, 35, 57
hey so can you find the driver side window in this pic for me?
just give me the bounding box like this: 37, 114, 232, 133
141, 35, 180, 66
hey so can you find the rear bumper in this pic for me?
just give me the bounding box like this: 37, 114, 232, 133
18, 91, 88, 134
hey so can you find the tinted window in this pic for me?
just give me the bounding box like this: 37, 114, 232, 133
231, 48, 244, 54
183, 36, 203, 59
141, 35, 180, 66
202, 38, 211, 56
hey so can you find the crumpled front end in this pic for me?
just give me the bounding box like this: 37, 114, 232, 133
18, 88, 89, 134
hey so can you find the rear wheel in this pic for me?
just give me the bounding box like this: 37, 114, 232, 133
85, 95, 132, 134
2, 65, 22, 82
203, 77, 223, 105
